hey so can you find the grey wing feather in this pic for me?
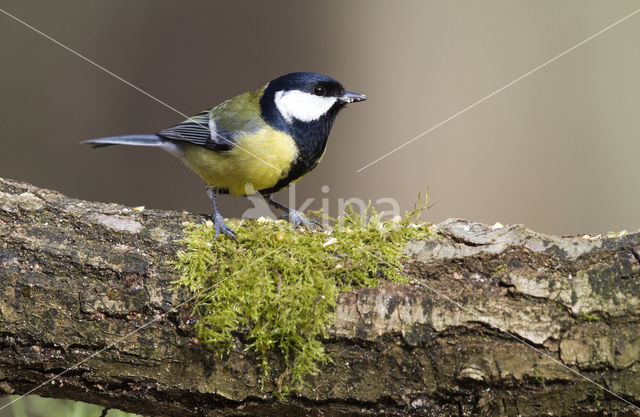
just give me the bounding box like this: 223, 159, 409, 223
157, 111, 236, 152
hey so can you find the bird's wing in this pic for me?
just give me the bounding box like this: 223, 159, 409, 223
157, 88, 265, 152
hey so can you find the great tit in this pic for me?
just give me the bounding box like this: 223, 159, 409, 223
83, 72, 366, 240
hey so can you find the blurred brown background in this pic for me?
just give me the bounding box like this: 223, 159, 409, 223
1, 0, 640, 236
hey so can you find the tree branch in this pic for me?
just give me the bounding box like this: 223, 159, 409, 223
1, 177, 639, 416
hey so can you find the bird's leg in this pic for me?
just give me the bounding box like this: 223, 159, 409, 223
206, 187, 237, 241
267, 194, 320, 230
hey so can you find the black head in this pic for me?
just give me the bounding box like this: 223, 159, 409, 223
260, 72, 366, 134
257, 72, 366, 194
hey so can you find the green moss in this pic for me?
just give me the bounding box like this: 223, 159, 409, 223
593, 388, 602, 408
171, 197, 432, 394
492, 264, 507, 277
533, 367, 546, 389
579, 312, 601, 322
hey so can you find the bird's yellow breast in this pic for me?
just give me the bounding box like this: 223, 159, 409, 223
182, 126, 298, 196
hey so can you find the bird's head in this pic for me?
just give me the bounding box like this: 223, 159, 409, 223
261, 72, 366, 131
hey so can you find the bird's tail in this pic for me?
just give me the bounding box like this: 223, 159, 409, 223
82, 134, 165, 148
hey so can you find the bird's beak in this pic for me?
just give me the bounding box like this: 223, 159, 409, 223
338, 91, 367, 103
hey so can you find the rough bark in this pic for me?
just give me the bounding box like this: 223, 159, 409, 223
1, 176, 640, 417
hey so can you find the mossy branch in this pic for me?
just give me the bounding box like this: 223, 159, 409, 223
1, 177, 640, 417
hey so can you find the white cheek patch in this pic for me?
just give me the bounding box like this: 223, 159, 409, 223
274, 90, 337, 123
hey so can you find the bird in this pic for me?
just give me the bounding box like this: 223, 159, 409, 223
83, 72, 366, 240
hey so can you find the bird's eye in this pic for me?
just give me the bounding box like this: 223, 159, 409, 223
312, 85, 326, 96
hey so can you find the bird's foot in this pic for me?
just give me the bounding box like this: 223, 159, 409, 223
212, 212, 237, 242
283, 209, 321, 230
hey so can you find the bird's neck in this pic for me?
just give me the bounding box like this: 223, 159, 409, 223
287, 111, 338, 162
261, 92, 342, 168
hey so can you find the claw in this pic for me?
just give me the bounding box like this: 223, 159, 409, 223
287, 209, 321, 230
267, 194, 320, 231
206, 187, 237, 242
212, 212, 237, 242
